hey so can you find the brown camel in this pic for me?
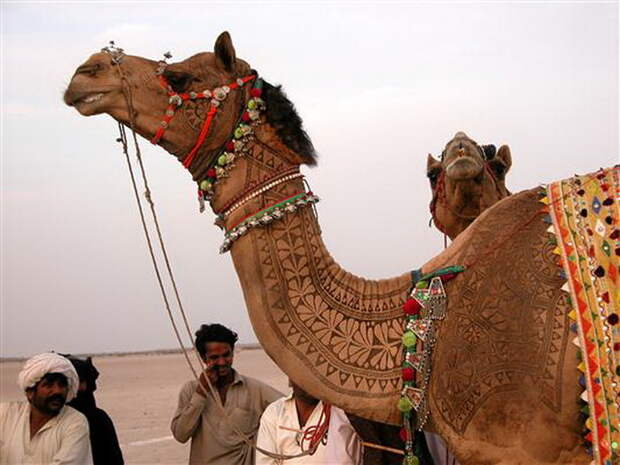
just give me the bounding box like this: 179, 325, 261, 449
428, 132, 512, 240
64, 33, 594, 464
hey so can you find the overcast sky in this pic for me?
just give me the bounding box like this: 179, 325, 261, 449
1, 2, 618, 358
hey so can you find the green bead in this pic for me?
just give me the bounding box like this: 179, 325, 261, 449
403, 456, 420, 465
612, 441, 618, 449
247, 100, 257, 110
416, 280, 428, 289
234, 127, 244, 139
397, 396, 413, 412
402, 331, 417, 348
199, 180, 211, 191
218, 154, 228, 166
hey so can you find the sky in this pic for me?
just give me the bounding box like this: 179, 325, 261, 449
1, 2, 618, 358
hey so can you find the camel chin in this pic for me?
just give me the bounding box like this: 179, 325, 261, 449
445, 156, 483, 180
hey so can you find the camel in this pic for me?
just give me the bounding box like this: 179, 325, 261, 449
64, 33, 613, 465
428, 132, 512, 240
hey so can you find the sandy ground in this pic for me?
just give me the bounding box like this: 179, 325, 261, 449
0, 349, 289, 464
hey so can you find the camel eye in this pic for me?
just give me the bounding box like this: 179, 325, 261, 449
427, 169, 441, 188
489, 160, 506, 179
163, 70, 195, 93
75, 63, 103, 77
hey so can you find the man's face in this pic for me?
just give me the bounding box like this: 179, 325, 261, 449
26, 373, 69, 416
290, 381, 319, 406
203, 342, 234, 380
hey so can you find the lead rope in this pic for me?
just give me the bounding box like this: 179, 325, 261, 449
111, 56, 318, 461
113, 62, 205, 376
116, 123, 203, 382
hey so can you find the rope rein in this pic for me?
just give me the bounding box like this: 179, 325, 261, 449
110, 55, 326, 461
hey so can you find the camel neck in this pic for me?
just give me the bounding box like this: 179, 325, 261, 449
218, 128, 415, 423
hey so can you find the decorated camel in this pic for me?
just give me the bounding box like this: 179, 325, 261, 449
64, 33, 618, 465
427, 132, 512, 240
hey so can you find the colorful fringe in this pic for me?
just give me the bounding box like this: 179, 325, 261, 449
543, 165, 619, 465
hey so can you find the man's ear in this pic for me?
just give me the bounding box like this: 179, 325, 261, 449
214, 31, 236, 72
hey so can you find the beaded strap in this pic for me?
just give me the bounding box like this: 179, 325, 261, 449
399, 267, 464, 464
219, 192, 319, 254
220, 172, 305, 220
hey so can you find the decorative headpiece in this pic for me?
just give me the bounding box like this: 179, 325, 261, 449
101, 40, 125, 64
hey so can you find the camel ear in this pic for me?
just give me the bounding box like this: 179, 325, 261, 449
427, 153, 442, 187
427, 153, 441, 171
488, 145, 512, 180
214, 31, 236, 72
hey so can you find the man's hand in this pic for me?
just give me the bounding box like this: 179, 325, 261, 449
195, 361, 218, 397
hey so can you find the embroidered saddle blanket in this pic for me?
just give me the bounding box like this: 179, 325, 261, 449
545, 165, 619, 465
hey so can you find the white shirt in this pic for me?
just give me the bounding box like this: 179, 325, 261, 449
425, 432, 460, 465
255, 395, 362, 465
0, 401, 93, 465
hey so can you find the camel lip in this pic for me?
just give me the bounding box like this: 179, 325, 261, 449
64, 89, 110, 107
445, 156, 483, 180
446, 155, 481, 169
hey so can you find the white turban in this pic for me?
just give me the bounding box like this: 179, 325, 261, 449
17, 352, 79, 402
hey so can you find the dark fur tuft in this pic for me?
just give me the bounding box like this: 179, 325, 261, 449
481, 144, 497, 160
262, 80, 317, 165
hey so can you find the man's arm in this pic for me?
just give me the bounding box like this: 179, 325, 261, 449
170, 381, 209, 444
255, 403, 279, 465
52, 412, 93, 465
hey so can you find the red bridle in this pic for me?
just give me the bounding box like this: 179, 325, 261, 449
151, 72, 257, 169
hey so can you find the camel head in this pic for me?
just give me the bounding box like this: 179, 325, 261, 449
64, 32, 315, 189
64, 32, 253, 162
427, 131, 512, 239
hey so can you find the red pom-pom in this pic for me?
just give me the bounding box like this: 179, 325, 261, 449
403, 298, 421, 315
241, 111, 250, 122
207, 168, 217, 179
399, 427, 409, 443
402, 367, 415, 381
250, 88, 262, 98
225, 141, 235, 152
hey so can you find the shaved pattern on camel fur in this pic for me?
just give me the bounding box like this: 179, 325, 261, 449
64, 33, 591, 464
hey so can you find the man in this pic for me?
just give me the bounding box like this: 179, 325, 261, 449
65, 355, 124, 465
255, 381, 363, 465
0, 352, 93, 464
171, 323, 283, 465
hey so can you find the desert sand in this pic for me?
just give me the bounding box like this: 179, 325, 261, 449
0, 349, 290, 464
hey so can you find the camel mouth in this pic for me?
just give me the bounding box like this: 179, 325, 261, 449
64, 89, 113, 116
76, 92, 106, 104
445, 156, 483, 180
65, 90, 108, 106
